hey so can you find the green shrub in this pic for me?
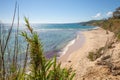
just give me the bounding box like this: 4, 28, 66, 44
87, 47, 104, 61
87, 52, 95, 61
116, 32, 120, 40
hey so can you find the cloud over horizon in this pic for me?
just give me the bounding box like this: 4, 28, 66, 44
92, 13, 102, 18
106, 11, 113, 17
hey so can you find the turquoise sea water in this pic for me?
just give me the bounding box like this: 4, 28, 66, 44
1, 23, 95, 58
32, 23, 95, 57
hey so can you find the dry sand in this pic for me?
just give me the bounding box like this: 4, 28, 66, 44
59, 28, 114, 80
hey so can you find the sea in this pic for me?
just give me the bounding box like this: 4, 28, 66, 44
1, 23, 96, 58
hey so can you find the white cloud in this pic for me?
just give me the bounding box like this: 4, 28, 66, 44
92, 13, 102, 18
106, 11, 113, 17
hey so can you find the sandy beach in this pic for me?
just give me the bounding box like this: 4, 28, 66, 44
59, 28, 114, 79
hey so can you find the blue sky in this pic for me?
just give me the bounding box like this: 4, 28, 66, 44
0, 0, 120, 23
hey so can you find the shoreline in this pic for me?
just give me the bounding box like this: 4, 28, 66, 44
59, 27, 99, 61
45, 27, 99, 59
59, 31, 85, 60
45, 29, 85, 59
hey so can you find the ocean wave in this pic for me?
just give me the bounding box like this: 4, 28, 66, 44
59, 39, 76, 56
34, 28, 78, 32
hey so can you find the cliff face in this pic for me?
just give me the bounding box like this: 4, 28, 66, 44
80, 19, 120, 80
78, 18, 120, 80
81, 37, 120, 80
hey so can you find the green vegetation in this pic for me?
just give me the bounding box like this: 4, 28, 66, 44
87, 52, 95, 61
87, 47, 104, 61
0, 2, 20, 80
116, 32, 120, 40
21, 17, 75, 80
101, 18, 120, 40
0, 17, 75, 80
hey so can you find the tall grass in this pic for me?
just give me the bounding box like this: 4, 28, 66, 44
0, 2, 19, 80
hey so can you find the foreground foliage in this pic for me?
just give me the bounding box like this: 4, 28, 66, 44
0, 16, 75, 80
21, 17, 75, 80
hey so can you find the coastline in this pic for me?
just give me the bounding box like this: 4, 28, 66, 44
59, 31, 85, 60
46, 27, 100, 59
59, 27, 114, 79
59, 27, 99, 61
